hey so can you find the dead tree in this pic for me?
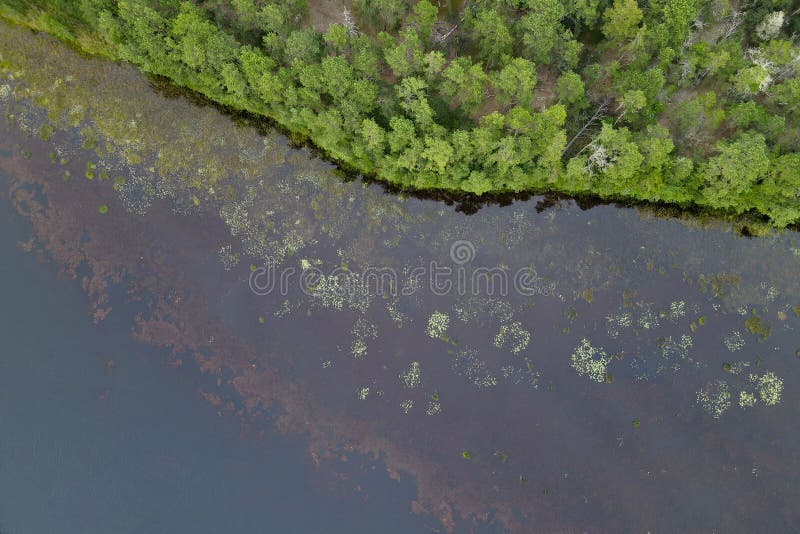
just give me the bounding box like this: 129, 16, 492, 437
561, 98, 610, 157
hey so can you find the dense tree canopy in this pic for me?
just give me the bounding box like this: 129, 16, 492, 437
1, 0, 799, 227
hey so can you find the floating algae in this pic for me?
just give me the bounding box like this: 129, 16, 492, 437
750, 372, 783, 406
400, 362, 422, 389
724, 331, 746, 352
699, 369, 783, 415
350, 317, 377, 359
8, 22, 800, 531
606, 313, 633, 339
570, 339, 611, 383
697, 380, 732, 418
425, 311, 450, 339
493, 322, 531, 355
426, 400, 442, 416
739, 391, 757, 408
745, 313, 772, 341
452, 347, 498, 389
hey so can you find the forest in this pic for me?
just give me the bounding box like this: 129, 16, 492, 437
1, 0, 799, 226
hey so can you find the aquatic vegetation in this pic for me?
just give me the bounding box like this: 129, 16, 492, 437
452, 347, 497, 389
501, 360, 541, 389
699, 368, 782, 415
425, 311, 450, 339
751, 372, 783, 406
697, 380, 732, 419
97, 205, 108, 214
726, 361, 752, 375
580, 289, 594, 303
7, 19, 800, 532
461, 451, 471, 460
631, 331, 695, 381
454, 297, 513, 324
745, 313, 772, 341
637, 307, 660, 330
739, 391, 757, 408
39, 123, 54, 141
668, 301, 686, 320
570, 339, 611, 383
305, 273, 349, 311
400, 362, 422, 389
386, 299, 410, 328
606, 313, 632, 339
350, 317, 377, 359
273, 300, 293, 318
656, 335, 694, 374
426, 400, 441, 416
218, 244, 239, 271
724, 331, 746, 352
494, 451, 509, 463
493, 322, 531, 355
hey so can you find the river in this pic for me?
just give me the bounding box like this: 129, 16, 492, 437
1, 23, 799, 532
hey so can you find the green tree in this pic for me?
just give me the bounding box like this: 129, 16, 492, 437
239, 45, 283, 104
384, 28, 424, 77
421, 136, 454, 175
440, 58, 489, 115
285, 28, 321, 64
586, 123, 644, 195
411, 0, 438, 43
397, 77, 435, 129
602, 0, 643, 45
519, 0, 565, 64
353, 0, 406, 31
555, 71, 586, 108
702, 133, 769, 210
323, 23, 349, 54
468, 8, 513, 67
492, 57, 537, 109
663, 0, 698, 47
733, 65, 772, 97
753, 154, 800, 227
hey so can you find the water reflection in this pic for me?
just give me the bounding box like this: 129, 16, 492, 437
2, 22, 799, 532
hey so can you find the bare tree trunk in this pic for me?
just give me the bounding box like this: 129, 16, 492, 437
561, 98, 609, 156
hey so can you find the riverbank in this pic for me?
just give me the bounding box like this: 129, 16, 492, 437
1, 1, 798, 228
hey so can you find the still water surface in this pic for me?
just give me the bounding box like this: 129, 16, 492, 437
1, 23, 799, 532
0, 173, 433, 533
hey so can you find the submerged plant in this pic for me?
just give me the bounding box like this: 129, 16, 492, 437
745, 313, 771, 341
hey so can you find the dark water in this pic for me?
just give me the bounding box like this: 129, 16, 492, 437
2, 23, 800, 532
0, 174, 432, 533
